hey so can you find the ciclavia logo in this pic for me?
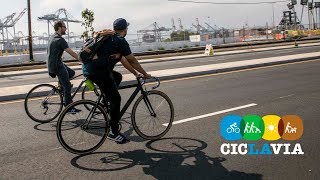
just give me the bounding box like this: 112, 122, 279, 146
220, 114, 304, 155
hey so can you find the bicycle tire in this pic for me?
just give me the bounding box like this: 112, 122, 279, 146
24, 84, 63, 123
226, 128, 232, 133
56, 100, 109, 155
131, 90, 174, 140
81, 84, 100, 101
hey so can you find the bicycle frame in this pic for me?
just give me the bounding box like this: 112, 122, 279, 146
85, 77, 159, 124
70, 74, 87, 99
46, 74, 86, 106
118, 80, 155, 118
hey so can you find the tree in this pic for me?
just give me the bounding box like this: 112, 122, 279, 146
81, 9, 95, 40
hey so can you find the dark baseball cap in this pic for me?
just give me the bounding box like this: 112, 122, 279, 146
113, 18, 130, 30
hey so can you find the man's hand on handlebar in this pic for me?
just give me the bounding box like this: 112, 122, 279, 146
135, 73, 152, 79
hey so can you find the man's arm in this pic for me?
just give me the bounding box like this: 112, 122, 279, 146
120, 57, 139, 76
125, 54, 151, 78
65, 48, 80, 61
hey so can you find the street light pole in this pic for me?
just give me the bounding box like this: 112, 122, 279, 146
27, 0, 34, 61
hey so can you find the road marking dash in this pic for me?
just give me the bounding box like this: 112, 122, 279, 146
279, 94, 295, 99
163, 103, 257, 126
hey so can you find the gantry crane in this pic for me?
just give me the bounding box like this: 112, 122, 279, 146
0, 8, 27, 50
192, 18, 207, 34
171, 18, 177, 32
38, 8, 81, 42
178, 18, 184, 30
137, 22, 171, 42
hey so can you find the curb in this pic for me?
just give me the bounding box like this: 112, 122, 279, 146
1, 56, 319, 102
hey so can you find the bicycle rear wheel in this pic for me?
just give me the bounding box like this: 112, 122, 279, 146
131, 90, 174, 140
24, 84, 63, 123
81, 85, 104, 111
56, 100, 109, 155
81, 85, 101, 101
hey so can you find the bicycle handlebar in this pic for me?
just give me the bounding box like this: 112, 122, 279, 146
137, 76, 160, 89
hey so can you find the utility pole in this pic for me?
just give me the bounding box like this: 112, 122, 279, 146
293, 9, 297, 30
312, 0, 316, 29
27, 0, 33, 61
266, 22, 269, 39
272, 3, 275, 28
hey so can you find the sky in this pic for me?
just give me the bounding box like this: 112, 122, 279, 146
0, 0, 313, 40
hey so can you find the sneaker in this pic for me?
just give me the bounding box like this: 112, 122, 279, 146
67, 108, 82, 114
107, 132, 130, 144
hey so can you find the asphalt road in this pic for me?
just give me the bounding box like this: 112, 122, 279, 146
0, 45, 319, 88
0, 58, 319, 179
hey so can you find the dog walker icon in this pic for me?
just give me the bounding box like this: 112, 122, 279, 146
285, 122, 297, 134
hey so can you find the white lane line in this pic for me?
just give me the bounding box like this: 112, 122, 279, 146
163, 103, 257, 126
49, 147, 63, 151
279, 94, 295, 99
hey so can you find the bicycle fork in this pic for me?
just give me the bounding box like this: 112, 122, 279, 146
142, 92, 156, 117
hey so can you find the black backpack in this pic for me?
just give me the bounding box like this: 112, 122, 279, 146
79, 34, 112, 64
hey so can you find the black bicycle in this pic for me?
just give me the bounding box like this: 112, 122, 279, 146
56, 76, 174, 155
24, 74, 100, 123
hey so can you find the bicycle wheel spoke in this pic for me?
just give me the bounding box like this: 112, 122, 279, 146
154, 99, 165, 111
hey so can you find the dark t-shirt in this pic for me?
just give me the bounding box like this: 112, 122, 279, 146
82, 34, 132, 76
47, 33, 69, 73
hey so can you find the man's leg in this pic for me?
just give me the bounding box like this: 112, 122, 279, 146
106, 82, 121, 134
64, 64, 75, 79
112, 71, 122, 87
89, 73, 129, 144
56, 66, 72, 106
90, 74, 121, 133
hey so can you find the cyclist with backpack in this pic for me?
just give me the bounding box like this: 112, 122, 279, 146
82, 18, 151, 144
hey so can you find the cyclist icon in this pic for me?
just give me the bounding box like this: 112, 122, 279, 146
220, 114, 243, 140
226, 123, 240, 133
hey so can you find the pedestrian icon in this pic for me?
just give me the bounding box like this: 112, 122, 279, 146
241, 115, 264, 141
244, 122, 262, 133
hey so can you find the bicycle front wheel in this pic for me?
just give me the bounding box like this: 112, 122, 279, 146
24, 84, 63, 123
131, 90, 174, 140
56, 100, 109, 155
